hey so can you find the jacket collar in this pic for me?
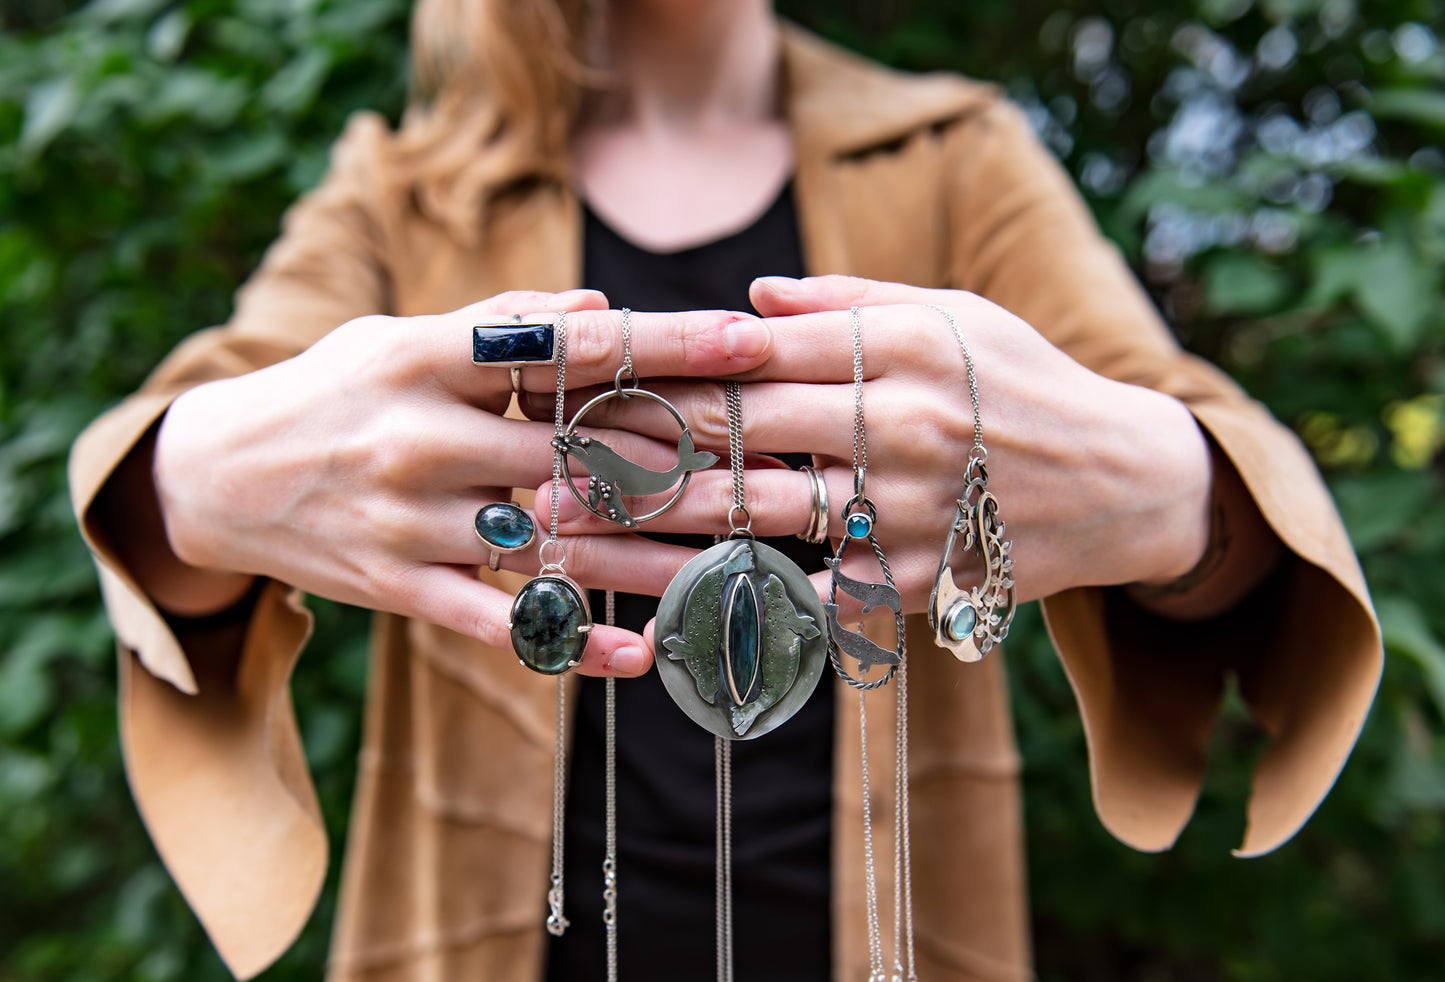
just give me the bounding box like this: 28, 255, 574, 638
780, 23, 996, 160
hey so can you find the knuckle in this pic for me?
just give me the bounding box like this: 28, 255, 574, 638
684, 385, 731, 447
469, 605, 512, 651
565, 310, 618, 373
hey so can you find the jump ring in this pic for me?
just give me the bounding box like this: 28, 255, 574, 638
727, 503, 753, 537
538, 538, 568, 571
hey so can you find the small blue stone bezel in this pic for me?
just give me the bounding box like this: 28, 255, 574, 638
845, 512, 873, 539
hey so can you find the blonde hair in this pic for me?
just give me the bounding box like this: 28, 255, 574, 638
393, 0, 596, 242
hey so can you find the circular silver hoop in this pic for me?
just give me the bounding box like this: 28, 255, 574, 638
559, 387, 704, 526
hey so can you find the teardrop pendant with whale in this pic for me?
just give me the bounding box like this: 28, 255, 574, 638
825, 499, 906, 690
555, 385, 718, 528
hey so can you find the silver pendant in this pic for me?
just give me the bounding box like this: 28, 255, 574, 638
825, 502, 905, 688
929, 460, 1015, 661
655, 538, 827, 740
509, 572, 592, 675
555, 386, 718, 528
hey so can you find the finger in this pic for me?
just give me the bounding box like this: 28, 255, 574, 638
414, 290, 612, 405
750, 274, 965, 317
536, 465, 854, 543
511, 308, 776, 394
404, 564, 652, 677
523, 381, 857, 459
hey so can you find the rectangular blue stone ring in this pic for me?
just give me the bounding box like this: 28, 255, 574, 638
471, 314, 559, 367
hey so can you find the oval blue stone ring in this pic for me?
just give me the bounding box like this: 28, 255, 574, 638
475, 501, 537, 571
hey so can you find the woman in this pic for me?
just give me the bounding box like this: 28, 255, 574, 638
70, 0, 1381, 979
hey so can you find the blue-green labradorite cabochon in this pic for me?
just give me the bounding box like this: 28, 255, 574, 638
944, 601, 977, 642
510, 576, 589, 674
472, 321, 555, 364
845, 512, 873, 538
474, 502, 536, 551
723, 573, 762, 706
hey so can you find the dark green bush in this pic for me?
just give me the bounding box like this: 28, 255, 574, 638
1, 1, 1442, 978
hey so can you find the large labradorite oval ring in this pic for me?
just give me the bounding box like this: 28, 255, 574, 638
654, 539, 827, 740
509, 573, 592, 674
554, 388, 719, 529
475, 502, 537, 571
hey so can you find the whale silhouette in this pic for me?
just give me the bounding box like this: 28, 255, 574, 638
824, 557, 902, 614
824, 602, 900, 672
554, 430, 718, 527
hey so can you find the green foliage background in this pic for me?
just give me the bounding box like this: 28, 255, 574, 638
2, 0, 1443, 978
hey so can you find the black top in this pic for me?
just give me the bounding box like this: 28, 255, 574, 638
546, 185, 834, 982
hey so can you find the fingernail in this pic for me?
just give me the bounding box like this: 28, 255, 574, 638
725, 319, 771, 358
607, 645, 647, 675
754, 276, 799, 291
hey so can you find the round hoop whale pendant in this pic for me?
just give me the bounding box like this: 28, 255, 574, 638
554, 387, 718, 529
655, 538, 828, 741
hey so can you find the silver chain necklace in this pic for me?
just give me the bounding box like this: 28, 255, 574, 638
825, 307, 916, 982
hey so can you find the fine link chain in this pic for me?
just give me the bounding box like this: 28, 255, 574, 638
601, 325, 627, 982
618, 307, 635, 385
546, 676, 569, 935
858, 692, 885, 981
726, 382, 746, 508
716, 382, 746, 982
714, 734, 735, 982
544, 310, 569, 937
542, 310, 569, 569
893, 653, 917, 982
926, 303, 985, 460
724, 382, 750, 535
604, 590, 619, 982
850, 307, 868, 492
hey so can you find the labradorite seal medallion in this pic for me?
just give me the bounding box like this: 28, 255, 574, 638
509, 574, 592, 674
655, 539, 826, 740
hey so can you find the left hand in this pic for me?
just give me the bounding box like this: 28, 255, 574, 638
527, 275, 1214, 612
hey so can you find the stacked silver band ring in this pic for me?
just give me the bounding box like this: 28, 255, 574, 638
796, 466, 830, 545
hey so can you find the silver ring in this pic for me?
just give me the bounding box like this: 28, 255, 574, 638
797, 466, 830, 545
474, 502, 537, 572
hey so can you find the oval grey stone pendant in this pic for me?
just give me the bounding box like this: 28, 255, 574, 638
655, 539, 827, 740
509, 574, 592, 674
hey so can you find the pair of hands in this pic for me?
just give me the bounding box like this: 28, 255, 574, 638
150, 275, 1213, 676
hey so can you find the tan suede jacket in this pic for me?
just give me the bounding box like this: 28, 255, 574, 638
69, 25, 1381, 982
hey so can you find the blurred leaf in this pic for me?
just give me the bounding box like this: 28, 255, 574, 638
0, 654, 55, 737
1202, 252, 1291, 314
1371, 88, 1445, 130
1379, 597, 1445, 723
1352, 241, 1438, 349
262, 49, 331, 116
20, 76, 80, 157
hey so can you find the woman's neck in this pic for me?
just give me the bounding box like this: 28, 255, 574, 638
603, 0, 781, 130
574, 1, 792, 254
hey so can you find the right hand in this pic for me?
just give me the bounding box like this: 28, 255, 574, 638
150, 290, 776, 675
